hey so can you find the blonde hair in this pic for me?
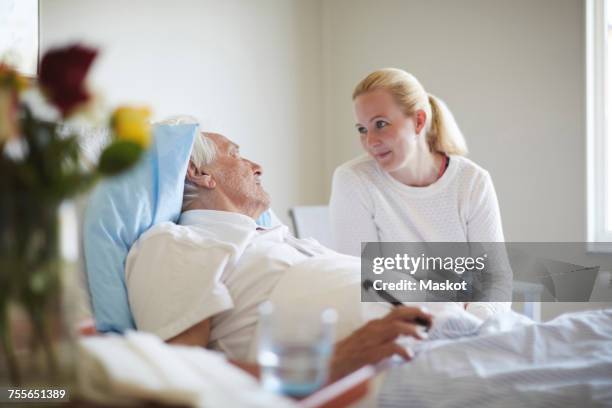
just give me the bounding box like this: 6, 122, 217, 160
352, 68, 467, 155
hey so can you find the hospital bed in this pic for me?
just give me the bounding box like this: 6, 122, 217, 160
75, 304, 612, 407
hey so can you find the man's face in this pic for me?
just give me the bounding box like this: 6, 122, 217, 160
205, 133, 270, 217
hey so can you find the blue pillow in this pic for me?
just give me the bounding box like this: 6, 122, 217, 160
83, 123, 273, 333
84, 123, 198, 332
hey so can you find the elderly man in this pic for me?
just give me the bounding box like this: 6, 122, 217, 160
125, 131, 431, 381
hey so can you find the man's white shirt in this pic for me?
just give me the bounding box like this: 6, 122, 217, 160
125, 210, 333, 360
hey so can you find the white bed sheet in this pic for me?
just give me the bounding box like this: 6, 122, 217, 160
379, 309, 612, 408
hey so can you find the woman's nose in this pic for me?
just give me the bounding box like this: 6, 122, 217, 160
366, 132, 381, 148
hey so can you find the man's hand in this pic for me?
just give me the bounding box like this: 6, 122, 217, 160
329, 306, 432, 382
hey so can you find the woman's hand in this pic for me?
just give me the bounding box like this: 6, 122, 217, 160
328, 306, 432, 382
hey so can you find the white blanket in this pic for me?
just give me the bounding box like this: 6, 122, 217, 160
379, 309, 612, 408
247, 255, 475, 361
78, 331, 295, 408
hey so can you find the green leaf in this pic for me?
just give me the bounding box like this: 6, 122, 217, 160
98, 140, 143, 176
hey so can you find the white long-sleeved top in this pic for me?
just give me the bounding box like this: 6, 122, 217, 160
329, 154, 510, 319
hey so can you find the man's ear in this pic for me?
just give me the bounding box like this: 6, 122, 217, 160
186, 161, 216, 189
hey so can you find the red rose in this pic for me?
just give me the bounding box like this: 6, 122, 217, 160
38, 44, 97, 117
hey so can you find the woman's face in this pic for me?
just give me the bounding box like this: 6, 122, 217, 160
354, 89, 418, 172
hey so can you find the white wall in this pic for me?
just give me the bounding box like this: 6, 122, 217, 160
40, 0, 589, 238
40, 0, 324, 225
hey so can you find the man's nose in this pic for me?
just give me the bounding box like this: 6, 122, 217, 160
249, 160, 262, 175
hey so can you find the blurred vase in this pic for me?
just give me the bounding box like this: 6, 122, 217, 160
0, 195, 78, 387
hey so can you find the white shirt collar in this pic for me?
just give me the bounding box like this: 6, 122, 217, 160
178, 209, 258, 229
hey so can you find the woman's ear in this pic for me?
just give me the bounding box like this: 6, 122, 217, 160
415, 109, 427, 135
186, 161, 216, 189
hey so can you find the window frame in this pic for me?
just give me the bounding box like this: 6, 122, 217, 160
587, 0, 612, 251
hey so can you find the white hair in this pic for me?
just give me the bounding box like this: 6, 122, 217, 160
156, 115, 218, 211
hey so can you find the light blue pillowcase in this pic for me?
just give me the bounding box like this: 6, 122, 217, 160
84, 123, 198, 333
84, 123, 273, 333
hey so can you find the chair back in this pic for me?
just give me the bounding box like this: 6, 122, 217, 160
289, 205, 334, 248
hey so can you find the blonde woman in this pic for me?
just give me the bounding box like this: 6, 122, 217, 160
329, 68, 509, 320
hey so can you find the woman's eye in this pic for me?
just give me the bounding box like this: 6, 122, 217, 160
357, 127, 367, 134
375, 120, 388, 129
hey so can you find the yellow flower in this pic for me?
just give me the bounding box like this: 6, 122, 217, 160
0, 64, 29, 93
0, 65, 27, 145
0, 87, 19, 144
111, 106, 151, 148
14, 74, 30, 92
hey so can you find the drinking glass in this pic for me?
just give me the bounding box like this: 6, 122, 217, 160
257, 301, 337, 397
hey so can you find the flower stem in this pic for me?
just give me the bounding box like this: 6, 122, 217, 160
29, 304, 58, 377
0, 304, 21, 385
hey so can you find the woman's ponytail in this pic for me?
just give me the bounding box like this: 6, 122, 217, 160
427, 94, 468, 156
